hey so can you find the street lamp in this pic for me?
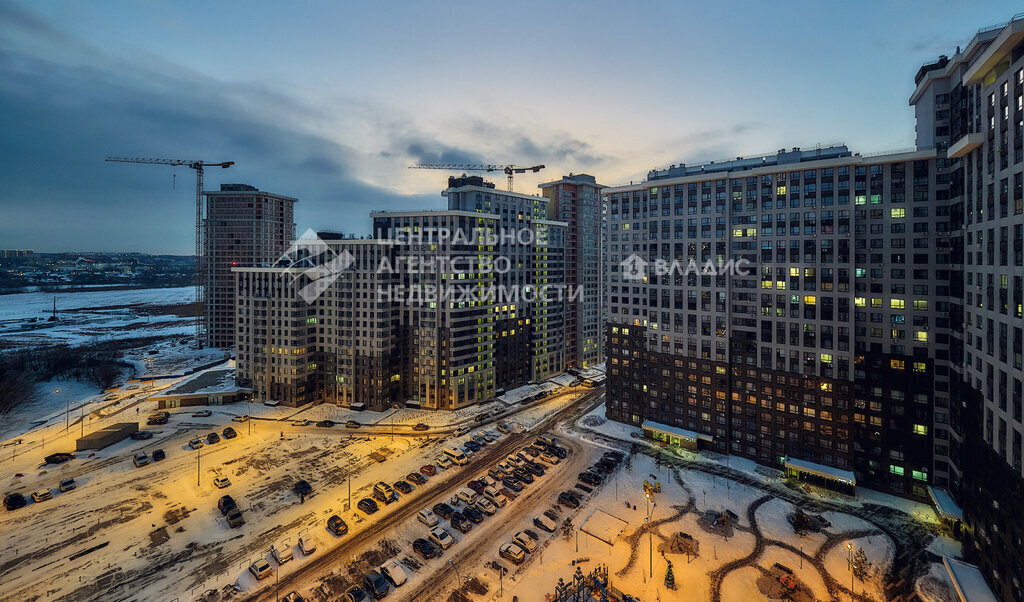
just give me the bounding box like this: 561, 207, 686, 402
197, 443, 202, 487
55, 386, 72, 436
447, 559, 463, 594
846, 541, 854, 600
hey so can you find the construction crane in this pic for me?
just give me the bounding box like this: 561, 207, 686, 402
105, 157, 234, 347
409, 163, 545, 192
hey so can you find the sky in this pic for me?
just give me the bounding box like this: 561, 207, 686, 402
0, 0, 1018, 254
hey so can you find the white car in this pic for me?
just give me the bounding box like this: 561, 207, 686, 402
476, 497, 497, 515
32, 490, 53, 502
249, 558, 272, 580
417, 508, 438, 527
232, 415, 250, 423
189, 438, 204, 450
379, 559, 408, 586
132, 451, 150, 467
479, 475, 496, 488
291, 419, 309, 426
533, 514, 558, 532
271, 542, 293, 564
499, 542, 525, 564
213, 476, 231, 489
429, 527, 454, 549
298, 535, 317, 555
513, 531, 538, 553
436, 456, 453, 469
192, 410, 212, 417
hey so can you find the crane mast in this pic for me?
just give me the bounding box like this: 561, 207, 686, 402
105, 157, 234, 347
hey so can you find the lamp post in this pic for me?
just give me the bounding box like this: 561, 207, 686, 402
197, 443, 202, 487
846, 541, 854, 600
56, 386, 72, 436
448, 559, 463, 594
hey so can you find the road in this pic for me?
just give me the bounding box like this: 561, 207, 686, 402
249, 387, 606, 601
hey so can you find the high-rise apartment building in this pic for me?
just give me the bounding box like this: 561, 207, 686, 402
911, 16, 1024, 600
540, 174, 607, 369
204, 184, 296, 349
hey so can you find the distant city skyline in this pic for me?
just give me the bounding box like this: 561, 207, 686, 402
0, 0, 1017, 254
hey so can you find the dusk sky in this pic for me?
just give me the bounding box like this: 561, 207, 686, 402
0, 0, 1017, 254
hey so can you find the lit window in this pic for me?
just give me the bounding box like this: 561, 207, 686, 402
890, 299, 905, 309
890, 359, 905, 370
914, 331, 928, 342
891, 208, 905, 218
889, 465, 905, 476
855, 297, 866, 307
913, 362, 926, 373
912, 424, 928, 435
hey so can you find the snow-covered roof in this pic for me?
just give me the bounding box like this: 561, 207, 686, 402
928, 486, 964, 521
784, 457, 856, 485
943, 557, 998, 602
641, 419, 713, 442
149, 368, 247, 399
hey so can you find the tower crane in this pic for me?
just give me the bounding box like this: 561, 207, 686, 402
409, 163, 545, 192
105, 157, 234, 347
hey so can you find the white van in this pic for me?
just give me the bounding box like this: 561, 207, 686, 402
456, 487, 478, 505
484, 486, 508, 507
443, 447, 469, 466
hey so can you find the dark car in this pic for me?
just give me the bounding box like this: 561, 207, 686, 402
293, 480, 313, 497
407, 472, 427, 485
328, 514, 349, 536
393, 480, 413, 494
316, 420, 335, 427
358, 498, 379, 514
575, 483, 593, 494
43, 452, 73, 465
420, 464, 437, 476
218, 494, 237, 515
593, 462, 615, 474
432, 502, 455, 519
342, 586, 367, 602
464, 440, 481, 452
345, 420, 361, 429
146, 416, 168, 425
226, 507, 245, 528
521, 446, 540, 458
412, 538, 438, 559
601, 451, 622, 463
151, 449, 165, 461
363, 570, 389, 599
206, 432, 220, 444
525, 462, 545, 477
578, 472, 601, 486
512, 469, 534, 484
3, 493, 27, 511
131, 431, 154, 440
488, 468, 506, 481
466, 480, 486, 494
450, 512, 473, 533
222, 426, 237, 439
558, 491, 581, 509
502, 478, 524, 492
548, 445, 569, 459
605, 450, 625, 461
413, 423, 430, 431
463, 506, 485, 524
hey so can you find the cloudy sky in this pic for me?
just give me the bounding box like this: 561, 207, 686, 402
0, 0, 1017, 254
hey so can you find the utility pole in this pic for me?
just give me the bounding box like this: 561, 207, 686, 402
197, 444, 201, 487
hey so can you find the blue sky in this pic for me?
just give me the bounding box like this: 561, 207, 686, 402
0, 0, 1018, 253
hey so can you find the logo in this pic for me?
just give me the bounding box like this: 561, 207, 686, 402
275, 229, 354, 303
620, 254, 648, 281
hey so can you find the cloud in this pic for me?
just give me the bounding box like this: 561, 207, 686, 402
403, 141, 482, 165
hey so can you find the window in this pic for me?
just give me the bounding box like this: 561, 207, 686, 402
913, 424, 928, 435
891, 208, 905, 218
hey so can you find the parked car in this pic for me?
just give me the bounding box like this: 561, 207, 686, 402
32, 490, 53, 503
466, 480, 485, 494
429, 527, 454, 549
291, 419, 310, 427
558, 491, 581, 509
455, 425, 471, 435
226, 507, 245, 528
189, 438, 204, 450
495, 422, 511, 434
420, 464, 437, 476
548, 445, 569, 459
358, 498, 379, 514
512, 469, 534, 484
539, 452, 560, 465
412, 423, 430, 431
450, 511, 473, 533
192, 410, 212, 417
222, 426, 237, 439
412, 538, 438, 560
299, 535, 318, 555
417, 508, 439, 527
272, 541, 293, 564
283, 592, 304, 602
463, 506, 485, 524
480, 431, 495, 442
213, 476, 231, 488
407, 472, 427, 485
206, 432, 220, 444
578, 472, 601, 486
488, 468, 506, 481
59, 478, 76, 492
327, 514, 349, 536
464, 441, 481, 452
605, 450, 625, 461
433, 502, 455, 519
435, 456, 453, 469
316, 420, 335, 427
593, 461, 615, 474
476, 497, 497, 515
472, 435, 488, 446
525, 462, 545, 476
218, 495, 237, 515
249, 558, 273, 580
534, 514, 558, 532
43, 452, 73, 465
513, 531, 538, 553
146, 416, 167, 425
363, 570, 389, 599
373, 481, 397, 504
379, 559, 408, 587
131, 431, 154, 440
499, 542, 525, 564
521, 446, 540, 458
4, 493, 27, 510
232, 415, 250, 423
133, 451, 150, 467
342, 586, 367, 602
502, 478, 524, 492
345, 420, 361, 429
293, 480, 313, 497
393, 480, 413, 494
152, 449, 165, 461
575, 483, 593, 494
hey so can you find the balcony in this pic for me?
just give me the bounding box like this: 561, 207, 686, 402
947, 132, 984, 159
